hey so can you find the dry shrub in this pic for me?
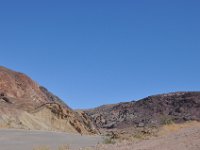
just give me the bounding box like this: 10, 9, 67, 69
58, 144, 70, 150
33, 146, 50, 150
159, 121, 200, 136
33, 144, 70, 150
103, 136, 116, 144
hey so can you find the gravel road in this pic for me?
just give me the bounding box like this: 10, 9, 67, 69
0, 129, 102, 150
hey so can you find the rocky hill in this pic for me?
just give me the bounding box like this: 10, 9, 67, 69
0, 66, 97, 134
1, 66, 199, 135
85, 92, 200, 131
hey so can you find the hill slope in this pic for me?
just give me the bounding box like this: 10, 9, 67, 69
0, 66, 96, 134
85, 92, 200, 130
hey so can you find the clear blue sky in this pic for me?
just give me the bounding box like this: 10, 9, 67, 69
0, 0, 200, 109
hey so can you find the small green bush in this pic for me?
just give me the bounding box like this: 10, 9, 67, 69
103, 136, 116, 144
161, 117, 174, 125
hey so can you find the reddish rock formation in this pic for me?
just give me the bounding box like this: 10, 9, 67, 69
0, 66, 97, 134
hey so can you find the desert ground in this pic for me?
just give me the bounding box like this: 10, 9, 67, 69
0, 129, 102, 150
0, 122, 200, 150
91, 121, 200, 150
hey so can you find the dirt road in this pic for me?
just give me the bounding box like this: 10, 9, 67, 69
0, 129, 102, 150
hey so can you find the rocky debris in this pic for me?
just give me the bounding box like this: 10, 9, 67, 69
85, 92, 200, 131
0, 66, 97, 134
103, 122, 116, 129
88, 122, 200, 150
0, 92, 11, 104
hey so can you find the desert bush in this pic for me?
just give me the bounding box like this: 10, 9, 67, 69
33, 144, 70, 150
33, 146, 50, 150
132, 132, 146, 140
161, 117, 174, 125
58, 144, 70, 150
102, 136, 116, 144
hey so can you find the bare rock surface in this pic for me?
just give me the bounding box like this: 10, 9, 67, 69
85, 92, 200, 132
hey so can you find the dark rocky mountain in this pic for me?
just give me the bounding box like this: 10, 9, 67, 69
0, 66, 97, 134
85, 92, 200, 130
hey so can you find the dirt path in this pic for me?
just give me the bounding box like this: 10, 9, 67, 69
0, 129, 102, 150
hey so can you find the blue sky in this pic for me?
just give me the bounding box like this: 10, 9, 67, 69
0, 0, 200, 109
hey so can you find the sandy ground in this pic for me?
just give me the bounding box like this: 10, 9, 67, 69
0, 129, 102, 150
94, 122, 200, 150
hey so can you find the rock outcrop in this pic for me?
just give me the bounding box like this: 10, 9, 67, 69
0, 66, 97, 134
85, 92, 200, 131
